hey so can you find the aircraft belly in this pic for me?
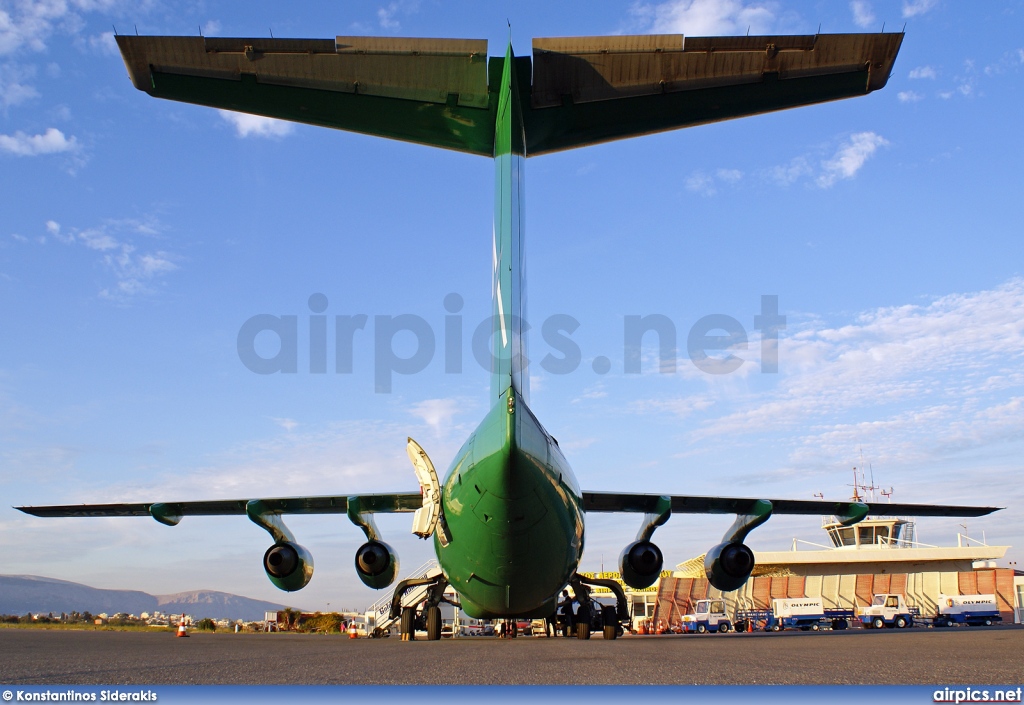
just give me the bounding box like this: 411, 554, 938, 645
436, 391, 583, 618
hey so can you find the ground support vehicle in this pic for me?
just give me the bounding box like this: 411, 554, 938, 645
683, 599, 732, 634
860, 593, 917, 629
925, 594, 1002, 627
734, 598, 854, 632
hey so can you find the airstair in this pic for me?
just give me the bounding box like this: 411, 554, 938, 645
364, 559, 442, 635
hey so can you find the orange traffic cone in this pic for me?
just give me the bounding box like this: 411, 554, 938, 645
176, 617, 189, 638
348, 622, 358, 639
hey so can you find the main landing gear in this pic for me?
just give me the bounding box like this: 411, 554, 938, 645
568, 573, 630, 640
390, 573, 456, 641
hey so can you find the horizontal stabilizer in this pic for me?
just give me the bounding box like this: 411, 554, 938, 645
525, 32, 903, 154
116, 31, 903, 158
116, 35, 495, 155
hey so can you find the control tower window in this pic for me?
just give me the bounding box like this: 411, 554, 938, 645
858, 526, 875, 545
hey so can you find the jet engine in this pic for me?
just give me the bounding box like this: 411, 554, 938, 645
355, 540, 399, 589
263, 541, 314, 592
703, 541, 755, 592
618, 540, 664, 589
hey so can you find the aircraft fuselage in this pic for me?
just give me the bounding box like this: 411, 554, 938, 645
435, 388, 584, 618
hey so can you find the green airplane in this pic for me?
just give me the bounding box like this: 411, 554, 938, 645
18, 31, 1000, 640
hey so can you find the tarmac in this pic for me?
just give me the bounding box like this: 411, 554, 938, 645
1, 627, 1021, 685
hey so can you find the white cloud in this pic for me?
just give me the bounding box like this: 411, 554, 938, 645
816, 131, 888, 188
270, 417, 299, 432
689, 279, 1024, 460
0, 0, 126, 57
203, 20, 222, 37
47, 217, 180, 300
378, 4, 400, 31
909, 65, 936, 80
0, 62, 38, 108
686, 171, 717, 196
902, 0, 937, 18
632, 0, 777, 36
218, 110, 294, 139
0, 127, 77, 156
88, 30, 118, 55
631, 395, 715, 418
376, 1, 419, 32
716, 168, 742, 184
408, 398, 462, 435
686, 168, 743, 196
897, 90, 923, 103
765, 156, 812, 186
850, 1, 875, 29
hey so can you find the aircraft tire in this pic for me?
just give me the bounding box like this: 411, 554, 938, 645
602, 605, 618, 640
426, 606, 442, 641
576, 622, 591, 640
400, 607, 415, 640
510, 622, 518, 639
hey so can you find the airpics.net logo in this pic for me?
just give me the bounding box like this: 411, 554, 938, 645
933, 687, 1023, 703
236, 293, 786, 393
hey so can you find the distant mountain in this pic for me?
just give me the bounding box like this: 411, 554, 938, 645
155, 590, 292, 621
0, 575, 300, 621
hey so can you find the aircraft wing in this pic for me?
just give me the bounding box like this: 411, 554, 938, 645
16, 492, 423, 520
581, 491, 1000, 518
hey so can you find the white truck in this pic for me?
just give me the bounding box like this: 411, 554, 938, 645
860, 593, 916, 629
736, 598, 853, 631
934, 594, 1001, 627
683, 599, 732, 634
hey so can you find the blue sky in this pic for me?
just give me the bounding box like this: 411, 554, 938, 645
2, 0, 1022, 611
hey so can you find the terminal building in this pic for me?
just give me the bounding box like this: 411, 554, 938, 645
651, 515, 1023, 628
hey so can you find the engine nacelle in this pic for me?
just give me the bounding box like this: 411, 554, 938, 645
703, 541, 755, 592
355, 540, 399, 589
618, 540, 664, 589
263, 542, 314, 592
